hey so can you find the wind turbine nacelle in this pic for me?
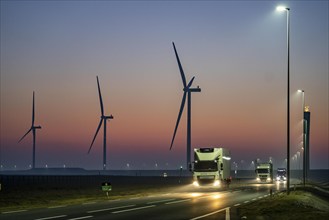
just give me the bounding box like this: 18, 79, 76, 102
103, 115, 114, 120
190, 87, 201, 92
34, 126, 42, 129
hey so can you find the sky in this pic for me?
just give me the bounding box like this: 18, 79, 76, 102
1, 0, 328, 170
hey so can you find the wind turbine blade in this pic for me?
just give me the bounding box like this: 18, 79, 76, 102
88, 119, 103, 154
32, 91, 35, 126
187, 77, 195, 88
96, 76, 104, 116
172, 42, 187, 88
18, 128, 32, 143
170, 92, 187, 150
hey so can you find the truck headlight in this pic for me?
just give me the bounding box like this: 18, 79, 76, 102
256, 178, 260, 181
213, 180, 220, 186
267, 177, 271, 181
276, 176, 280, 181
193, 181, 199, 187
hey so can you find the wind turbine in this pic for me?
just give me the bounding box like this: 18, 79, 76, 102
88, 76, 113, 170
170, 42, 201, 170
18, 91, 41, 169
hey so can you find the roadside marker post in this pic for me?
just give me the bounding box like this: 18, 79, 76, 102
102, 182, 112, 198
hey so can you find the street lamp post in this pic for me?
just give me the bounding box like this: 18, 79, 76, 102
298, 89, 305, 186
277, 5, 291, 194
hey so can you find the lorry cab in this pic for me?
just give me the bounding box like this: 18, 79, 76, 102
192, 147, 231, 187
255, 162, 273, 183
276, 168, 287, 182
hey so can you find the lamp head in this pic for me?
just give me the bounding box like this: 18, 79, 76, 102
297, 89, 304, 93
276, 6, 289, 11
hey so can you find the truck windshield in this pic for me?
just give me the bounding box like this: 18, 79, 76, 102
194, 161, 218, 171
277, 171, 286, 176
256, 169, 269, 174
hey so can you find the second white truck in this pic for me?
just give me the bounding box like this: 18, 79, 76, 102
192, 147, 231, 187
255, 162, 273, 183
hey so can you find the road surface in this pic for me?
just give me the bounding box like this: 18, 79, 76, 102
1, 180, 287, 220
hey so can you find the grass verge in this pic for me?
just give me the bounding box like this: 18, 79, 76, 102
237, 190, 329, 220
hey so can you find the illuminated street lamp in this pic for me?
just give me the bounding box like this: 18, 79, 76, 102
277, 5, 291, 195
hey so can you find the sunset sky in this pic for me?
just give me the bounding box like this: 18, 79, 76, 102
1, 1, 328, 170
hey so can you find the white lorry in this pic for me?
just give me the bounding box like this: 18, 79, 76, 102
192, 148, 231, 187
255, 163, 273, 183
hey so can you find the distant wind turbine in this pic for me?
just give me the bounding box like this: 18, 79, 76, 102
170, 42, 201, 170
18, 91, 42, 169
88, 76, 113, 170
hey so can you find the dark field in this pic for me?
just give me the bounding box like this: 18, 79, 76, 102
0, 175, 191, 211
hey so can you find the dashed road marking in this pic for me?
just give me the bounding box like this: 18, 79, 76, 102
82, 202, 96, 205
112, 205, 155, 214
67, 216, 93, 220
165, 199, 191, 205
147, 198, 176, 204
35, 215, 67, 220
190, 207, 230, 220
48, 205, 66, 209
2, 210, 27, 214
87, 205, 135, 213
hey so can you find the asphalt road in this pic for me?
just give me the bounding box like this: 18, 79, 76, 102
1, 181, 287, 220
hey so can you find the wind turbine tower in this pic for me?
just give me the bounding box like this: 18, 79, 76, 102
170, 42, 201, 170
88, 76, 114, 170
18, 91, 42, 169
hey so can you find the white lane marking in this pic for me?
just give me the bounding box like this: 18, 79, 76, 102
189, 207, 229, 220
244, 200, 249, 204
67, 216, 93, 220
226, 207, 230, 220
165, 199, 191, 205
252, 198, 257, 201
2, 210, 27, 214
112, 205, 155, 214
35, 215, 67, 220
87, 205, 135, 213
48, 205, 66, 209
129, 197, 139, 200
147, 198, 176, 204
234, 203, 240, 207
82, 202, 96, 205
258, 196, 263, 199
